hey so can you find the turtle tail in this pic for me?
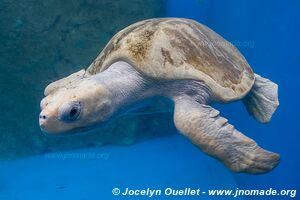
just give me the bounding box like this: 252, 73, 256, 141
242, 74, 279, 123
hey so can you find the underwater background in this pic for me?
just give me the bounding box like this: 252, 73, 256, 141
0, 0, 299, 199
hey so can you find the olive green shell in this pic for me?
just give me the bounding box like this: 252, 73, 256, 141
87, 18, 255, 101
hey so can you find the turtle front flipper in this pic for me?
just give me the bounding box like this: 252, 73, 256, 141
173, 97, 280, 174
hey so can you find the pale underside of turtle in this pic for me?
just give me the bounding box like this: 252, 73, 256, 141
43, 18, 280, 174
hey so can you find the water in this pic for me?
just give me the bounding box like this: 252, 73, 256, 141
0, 0, 299, 199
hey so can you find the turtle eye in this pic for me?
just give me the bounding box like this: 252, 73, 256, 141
59, 102, 81, 122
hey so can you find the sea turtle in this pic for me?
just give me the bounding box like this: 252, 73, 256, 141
39, 18, 280, 174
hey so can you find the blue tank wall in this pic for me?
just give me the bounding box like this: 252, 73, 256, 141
0, 0, 169, 159
0, 0, 299, 199
167, 0, 300, 194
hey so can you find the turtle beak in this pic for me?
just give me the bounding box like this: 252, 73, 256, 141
39, 94, 66, 134
38, 109, 63, 134
39, 110, 51, 131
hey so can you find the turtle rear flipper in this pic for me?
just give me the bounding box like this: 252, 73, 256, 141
243, 74, 279, 123
173, 98, 280, 174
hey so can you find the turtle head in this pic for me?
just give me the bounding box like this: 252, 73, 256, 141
39, 79, 113, 135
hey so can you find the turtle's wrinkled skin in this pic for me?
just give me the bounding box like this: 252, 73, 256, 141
40, 18, 280, 174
